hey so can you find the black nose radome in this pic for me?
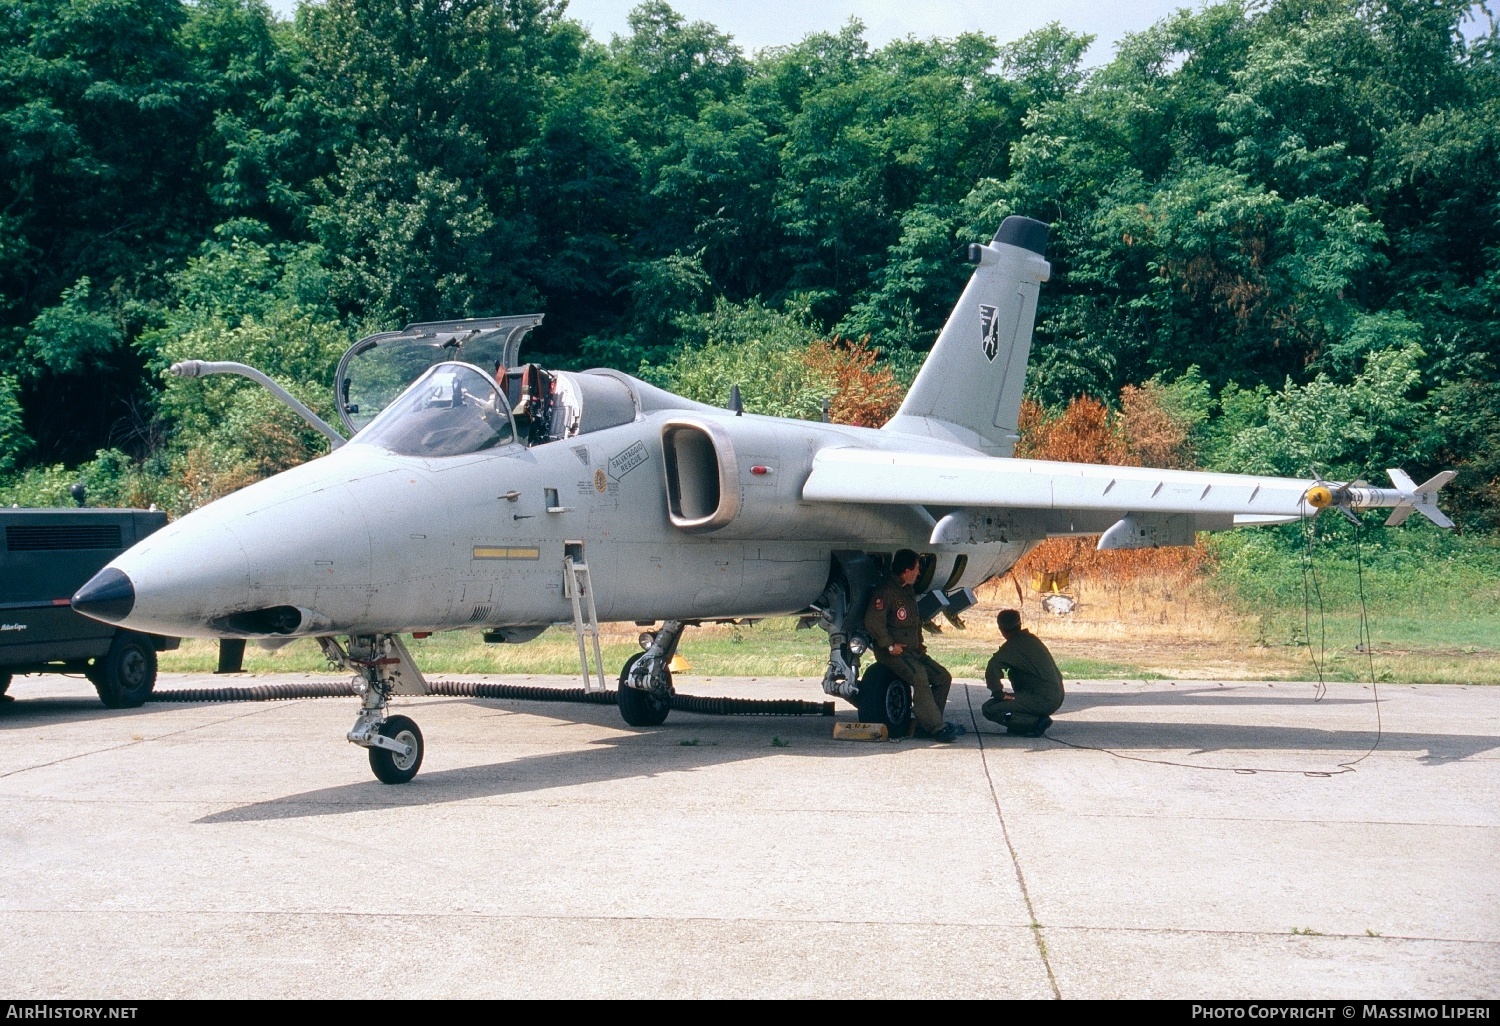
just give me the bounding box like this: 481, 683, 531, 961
72, 567, 135, 623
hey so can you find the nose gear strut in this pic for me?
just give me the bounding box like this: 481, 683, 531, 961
321, 634, 428, 784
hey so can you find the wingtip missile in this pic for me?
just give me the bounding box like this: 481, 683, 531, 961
1309, 469, 1457, 529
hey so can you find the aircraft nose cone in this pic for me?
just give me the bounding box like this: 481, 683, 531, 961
72, 567, 135, 623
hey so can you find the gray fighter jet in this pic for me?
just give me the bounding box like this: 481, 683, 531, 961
72, 217, 1453, 783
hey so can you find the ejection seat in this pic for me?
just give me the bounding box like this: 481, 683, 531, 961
333, 313, 642, 449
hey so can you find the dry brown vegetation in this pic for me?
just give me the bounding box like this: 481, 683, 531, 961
804, 335, 906, 427
1007, 392, 1207, 591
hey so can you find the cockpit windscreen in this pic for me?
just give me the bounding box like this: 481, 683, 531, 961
354, 363, 515, 457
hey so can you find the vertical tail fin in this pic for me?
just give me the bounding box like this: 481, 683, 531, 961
882, 216, 1050, 456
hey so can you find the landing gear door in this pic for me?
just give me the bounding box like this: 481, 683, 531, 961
334, 314, 543, 436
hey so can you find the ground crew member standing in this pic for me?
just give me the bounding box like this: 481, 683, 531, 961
984, 608, 1065, 736
864, 549, 964, 743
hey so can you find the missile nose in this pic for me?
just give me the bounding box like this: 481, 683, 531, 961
72, 567, 136, 623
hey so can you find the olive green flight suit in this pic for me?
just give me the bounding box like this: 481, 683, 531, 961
864, 573, 952, 733
984, 629, 1065, 732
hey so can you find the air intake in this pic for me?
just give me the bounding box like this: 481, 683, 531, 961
661, 419, 740, 532
210, 606, 304, 635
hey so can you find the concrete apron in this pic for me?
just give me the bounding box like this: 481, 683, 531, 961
0, 673, 1495, 998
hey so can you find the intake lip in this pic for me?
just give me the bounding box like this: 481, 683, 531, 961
209, 605, 305, 636
71, 567, 135, 623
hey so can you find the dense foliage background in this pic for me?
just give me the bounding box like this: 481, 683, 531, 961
1, 0, 1496, 532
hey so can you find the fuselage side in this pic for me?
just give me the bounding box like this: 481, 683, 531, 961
90, 405, 1032, 640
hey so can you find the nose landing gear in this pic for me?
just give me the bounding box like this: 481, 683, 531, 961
321, 634, 429, 784
618, 619, 686, 726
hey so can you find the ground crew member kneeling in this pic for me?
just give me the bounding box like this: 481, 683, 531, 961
864, 549, 965, 743
984, 609, 1065, 737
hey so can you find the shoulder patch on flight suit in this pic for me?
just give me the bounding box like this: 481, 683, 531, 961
874, 598, 884, 610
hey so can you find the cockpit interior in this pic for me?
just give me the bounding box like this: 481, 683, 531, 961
335, 315, 665, 459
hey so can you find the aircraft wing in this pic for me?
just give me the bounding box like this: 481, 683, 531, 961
802, 448, 1316, 543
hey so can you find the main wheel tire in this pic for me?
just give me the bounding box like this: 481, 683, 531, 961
856, 663, 912, 736
617, 652, 671, 727
368, 715, 424, 784
90, 632, 157, 709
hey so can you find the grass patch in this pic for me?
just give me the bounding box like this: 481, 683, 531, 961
1212, 524, 1500, 684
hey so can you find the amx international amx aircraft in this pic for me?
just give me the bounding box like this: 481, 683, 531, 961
72, 217, 1454, 783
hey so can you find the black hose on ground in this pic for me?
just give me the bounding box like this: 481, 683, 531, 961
149, 679, 834, 716
149, 681, 358, 702
429, 679, 616, 704
669, 693, 833, 716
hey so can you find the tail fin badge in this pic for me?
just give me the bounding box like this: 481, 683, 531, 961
979, 304, 1000, 361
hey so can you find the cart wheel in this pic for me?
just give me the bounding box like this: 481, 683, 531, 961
91, 632, 157, 709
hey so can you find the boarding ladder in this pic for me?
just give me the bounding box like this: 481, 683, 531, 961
564, 556, 608, 693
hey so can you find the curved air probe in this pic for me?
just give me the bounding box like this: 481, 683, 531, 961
150, 679, 834, 716
168, 360, 346, 449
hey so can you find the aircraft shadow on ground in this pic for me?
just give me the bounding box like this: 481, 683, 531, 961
1033, 720, 1497, 764
1058, 685, 1378, 713
0, 680, 1387, 729
194, 689, 1498, 825
193, 721, 891, 825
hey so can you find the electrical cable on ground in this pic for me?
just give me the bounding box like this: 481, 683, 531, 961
1007, 500, 1386, 777
1300, 496, 1329, 702
1339, 511, 1384, 770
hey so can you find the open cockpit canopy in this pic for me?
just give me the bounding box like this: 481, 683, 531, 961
334, 312, 718, 456
355, 362, 516, 458
334, 315, 543, 435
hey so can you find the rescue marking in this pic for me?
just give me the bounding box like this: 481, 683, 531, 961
609, 440, 649, 481
572, 446, 590, 466
979, 303, 1001, 362
472, 546, 541, 561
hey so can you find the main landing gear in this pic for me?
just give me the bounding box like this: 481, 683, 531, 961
617, 619, 686, 726
811, 555, 913, 736
320, 634, 428, 784
853, 662, 912, 737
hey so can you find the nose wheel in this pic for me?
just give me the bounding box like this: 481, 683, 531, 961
367, 715, 424, 784
618, 620, 686, 727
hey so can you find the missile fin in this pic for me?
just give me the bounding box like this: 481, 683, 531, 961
1416, 504, 1454, 529
1384, 505, 1414, 527
1386, 468, 1416, 492
1416, 470, 1456, 496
